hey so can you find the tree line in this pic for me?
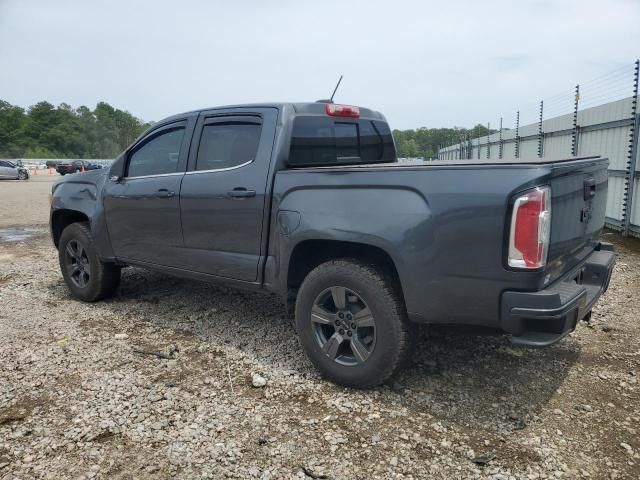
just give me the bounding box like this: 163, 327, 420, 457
0, 100, 150, 159
0, 99, 493, 160
393, 124, 494, 159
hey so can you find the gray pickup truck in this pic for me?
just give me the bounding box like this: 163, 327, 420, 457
50, 102, 615, 387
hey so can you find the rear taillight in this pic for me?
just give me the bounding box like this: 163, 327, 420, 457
508, 186, 551, 269
325, 103, 360, 118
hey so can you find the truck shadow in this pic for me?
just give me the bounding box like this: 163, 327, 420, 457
108, 267, 579, 434
398, 325, 579, 432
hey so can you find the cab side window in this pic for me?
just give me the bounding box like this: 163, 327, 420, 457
195, 122, 261, 171
127, 127, 185, 177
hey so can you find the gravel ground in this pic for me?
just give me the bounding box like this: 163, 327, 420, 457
0, 180, 639, 479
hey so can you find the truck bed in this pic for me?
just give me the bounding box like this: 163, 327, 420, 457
272, 155, 609, 328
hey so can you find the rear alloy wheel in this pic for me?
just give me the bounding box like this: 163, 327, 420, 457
311, 286, 377, 366
58, 222, 121, 302
295, 259, 414, 388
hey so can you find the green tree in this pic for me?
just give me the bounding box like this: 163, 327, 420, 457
393, 124, 495, 159
0, 99, 149, 159
0, 100, 27, 157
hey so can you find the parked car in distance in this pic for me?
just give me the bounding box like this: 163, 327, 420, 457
0, 160, 29, 180
46, 160, 61, 168
56, 160, 103, 175
50, 102, 615, 388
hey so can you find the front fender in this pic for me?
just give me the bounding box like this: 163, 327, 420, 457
51, 180, 99, 217
50, 172, 116, 260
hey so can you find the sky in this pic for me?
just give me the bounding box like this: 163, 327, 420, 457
1, 0, 638, 130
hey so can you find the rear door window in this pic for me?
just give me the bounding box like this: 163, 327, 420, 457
289, 116, 396, 167
195, 121, 261, 171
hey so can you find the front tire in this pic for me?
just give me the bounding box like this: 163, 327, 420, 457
295, 259, 414, 388
18, 170, 29, 180
58, 222, 121, 302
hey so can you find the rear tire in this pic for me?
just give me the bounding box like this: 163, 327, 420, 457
295, 259, 414, 388
58, 222, 121, 302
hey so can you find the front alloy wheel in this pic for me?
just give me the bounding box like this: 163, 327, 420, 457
64, 239, 91, 288
58, 222, 121, 302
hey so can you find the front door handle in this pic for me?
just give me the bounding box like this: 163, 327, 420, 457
155, 188, 175, 198
228, 188, 256, 198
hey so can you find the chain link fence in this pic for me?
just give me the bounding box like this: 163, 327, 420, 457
439, 60, 640, 238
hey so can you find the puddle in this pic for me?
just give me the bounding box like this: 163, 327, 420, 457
0, 228, 38, 243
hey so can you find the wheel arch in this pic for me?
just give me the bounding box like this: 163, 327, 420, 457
286, 239, 405, 312
51, 209, 90, 248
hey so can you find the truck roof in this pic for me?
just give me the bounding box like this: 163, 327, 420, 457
158, 102, 387, 124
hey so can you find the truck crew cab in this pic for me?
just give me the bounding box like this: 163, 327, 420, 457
50, 102, 615, 387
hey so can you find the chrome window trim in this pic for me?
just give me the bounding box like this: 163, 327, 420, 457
122, 172, 184, 180
185, 159, 253, 175
124, 122, 188, 179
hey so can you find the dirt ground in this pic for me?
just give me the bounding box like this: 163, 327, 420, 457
0, 175, 56, 228
0, 178, 639, 479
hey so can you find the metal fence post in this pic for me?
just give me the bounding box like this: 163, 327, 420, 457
465, 133, 468, 159
622, 59, 639, 236
498, 117, 504, 159
515, 111, 520, 159
572, 84, 580, 156
486, 122, 491, 159
538, 100, 544, 158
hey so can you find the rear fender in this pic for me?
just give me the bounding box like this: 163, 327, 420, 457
271, 185, 431, 303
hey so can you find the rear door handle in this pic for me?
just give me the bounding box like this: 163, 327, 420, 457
228, 188, 256, 198
155, 188, 175, 198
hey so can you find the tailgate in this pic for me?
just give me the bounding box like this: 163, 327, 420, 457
545, 158, 609, 283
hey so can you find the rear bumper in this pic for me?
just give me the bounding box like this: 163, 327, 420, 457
501, 242, 615, 347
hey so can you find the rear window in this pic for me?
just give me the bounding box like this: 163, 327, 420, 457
288, 116, 396, 167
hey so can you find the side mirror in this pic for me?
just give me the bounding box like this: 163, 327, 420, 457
109, 153, 126, 181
